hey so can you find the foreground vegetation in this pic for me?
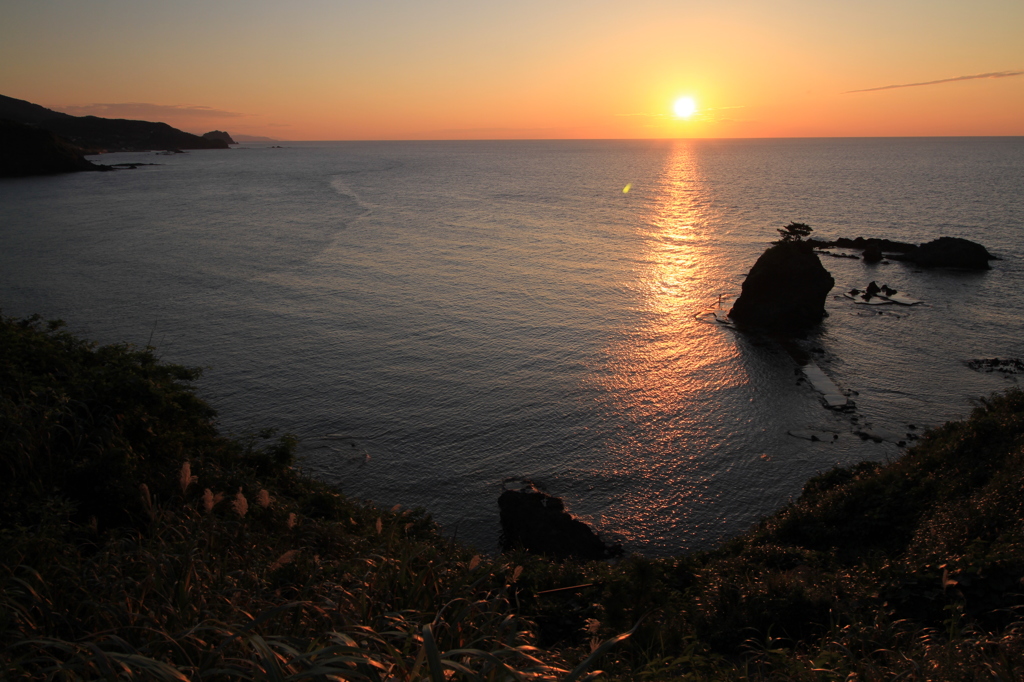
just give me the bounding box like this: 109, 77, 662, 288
2, 312, 1023, 680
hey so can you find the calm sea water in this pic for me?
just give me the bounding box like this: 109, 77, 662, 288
2, 138, 1022, 555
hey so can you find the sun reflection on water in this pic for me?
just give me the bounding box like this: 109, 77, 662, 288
588, 141, 751, 551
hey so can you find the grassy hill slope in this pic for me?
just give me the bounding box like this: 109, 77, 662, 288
2, 312, 1022, 680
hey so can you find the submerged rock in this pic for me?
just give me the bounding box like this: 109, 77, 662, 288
729, 241, 835, 333
967, 358, 1024, 374
499, 485, 621, 561
801, 361, 848, 409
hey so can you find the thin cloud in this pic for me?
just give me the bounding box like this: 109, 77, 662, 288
845, 70, 1024, 94
58, 102, 247, 119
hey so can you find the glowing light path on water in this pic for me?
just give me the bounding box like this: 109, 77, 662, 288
589, 143, 745, 548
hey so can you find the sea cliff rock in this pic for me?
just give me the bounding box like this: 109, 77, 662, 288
499, 486, 621, 561
203, 130, 236, 145
729, 240, 835, 332
1, 118, 109, 177
913, 237, 994, 270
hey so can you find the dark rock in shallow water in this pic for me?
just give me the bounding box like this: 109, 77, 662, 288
810, 235, 996, 270
913, 237, 994, 270
499, 486, 622, 561
729, 241, 835, 333
967, 358, 1024, 374
862, 242, 883, 263
826, 237, 918, 253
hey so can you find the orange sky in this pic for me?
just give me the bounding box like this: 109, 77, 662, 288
2, 0, 1022, 140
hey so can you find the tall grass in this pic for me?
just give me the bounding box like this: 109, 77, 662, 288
1, 440, 625, 679
3, 312, 1024, 679
1, 313, 636, 679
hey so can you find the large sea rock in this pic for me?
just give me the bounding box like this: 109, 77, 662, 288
499, 486, 621, 561
913, 236, 994, 270
729, 240, 835, 332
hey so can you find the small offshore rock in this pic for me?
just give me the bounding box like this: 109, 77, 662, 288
499, 486, 622, 561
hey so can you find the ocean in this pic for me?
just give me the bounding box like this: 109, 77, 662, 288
2, 137, 1022, 556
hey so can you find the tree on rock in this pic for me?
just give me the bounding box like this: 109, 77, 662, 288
777, 222, 813, 243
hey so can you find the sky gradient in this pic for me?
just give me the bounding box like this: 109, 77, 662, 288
2, 0, 1022, 140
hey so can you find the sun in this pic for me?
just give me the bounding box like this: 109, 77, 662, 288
673, 96, 697, 119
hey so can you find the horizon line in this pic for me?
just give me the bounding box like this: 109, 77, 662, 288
224, 134, 1024, 144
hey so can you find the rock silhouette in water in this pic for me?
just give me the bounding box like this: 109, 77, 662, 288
729, 240, 835, 333
499, 486, 621, 561
808, 235, 995, 270
913, 237, 994, 270
862, 242, 883, 263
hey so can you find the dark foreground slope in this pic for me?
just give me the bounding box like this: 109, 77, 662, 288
0, 119, 110, 177
2, 312, 1022, 680
0, 94, 229, 153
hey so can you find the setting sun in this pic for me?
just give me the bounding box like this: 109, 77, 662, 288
673, 96, 697, 119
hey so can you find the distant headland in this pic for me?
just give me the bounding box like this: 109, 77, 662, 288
201, 130, 237, 145
0, 94, 235, 177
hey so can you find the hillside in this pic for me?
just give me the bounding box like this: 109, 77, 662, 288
0, 119, 109, 177
0, 94, 229, 153
0, 94, 74, 125
2, 311, 1022, 679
